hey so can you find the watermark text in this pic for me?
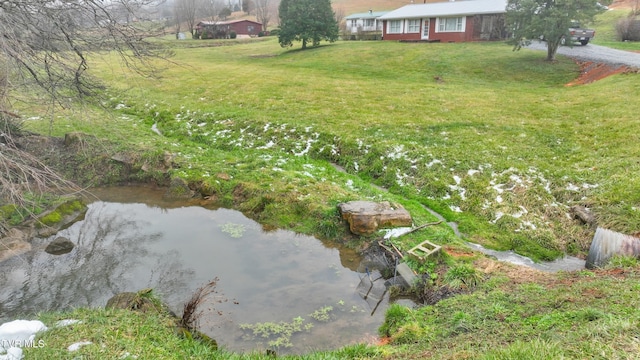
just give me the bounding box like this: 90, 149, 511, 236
1, 339, 46, 349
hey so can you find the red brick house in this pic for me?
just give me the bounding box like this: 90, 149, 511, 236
195, 19, 262, 39
379, 0, 508, 42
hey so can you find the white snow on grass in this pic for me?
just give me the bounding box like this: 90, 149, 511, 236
68, 341, 93, 352
382, 227, 413, 239
292, 140, 313, 156
0, 319, 47, 357
491, 211, 504, 223
151, 123, 162, 136
566, 183, 580, 191
55, 319, 81, 328
0, 347, 22, 360
0, 320, 47, 350
386, 145, 408, 160
426, 159, 443, 168
448, 184, 466, 200
346, 179, 356, 191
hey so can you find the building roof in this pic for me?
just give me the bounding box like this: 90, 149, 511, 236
378, 0, 507, 20
345, 11, 389, 20
198, 19, 262, 26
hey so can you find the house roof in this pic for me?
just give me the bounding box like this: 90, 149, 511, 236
198, 19, 262, 26
345, 11, 389, 20
378, 0, 507, 20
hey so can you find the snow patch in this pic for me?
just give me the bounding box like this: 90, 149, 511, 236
0, 319, 47, 354
565, 183, 580, 191
68, 341, 92, 352
491, 212, 504, 223
55, 319, 81, 328
151, 123, 162, 136
382, 227, 413, 239
426, 159, 442, 168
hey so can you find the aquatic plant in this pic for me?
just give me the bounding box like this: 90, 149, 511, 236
309, 306, 333, 322
219, 222, 246, 238
239, 316, 312, 349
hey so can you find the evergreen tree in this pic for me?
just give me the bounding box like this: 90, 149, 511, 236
278, 0, 339, 49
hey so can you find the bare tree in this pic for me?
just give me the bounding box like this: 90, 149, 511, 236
254, 0, 271, 31
201, 0, 226, 21
334, 7, 346, 38
0, 0, 169, 235
175, 0, 203, 36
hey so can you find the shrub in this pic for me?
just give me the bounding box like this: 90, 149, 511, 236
444, 264, 484, 289
379, 304, 412, 337
390, 322, 426, 344
1, 116, 24, 138
616, 15, 640, 41
229, 31, 237, 39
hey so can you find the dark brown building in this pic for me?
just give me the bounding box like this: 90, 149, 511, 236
195, 19, 263, 39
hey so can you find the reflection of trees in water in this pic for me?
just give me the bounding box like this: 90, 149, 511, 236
0, 202, 194, 320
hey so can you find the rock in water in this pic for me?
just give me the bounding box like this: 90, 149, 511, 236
45, 237, 74, 255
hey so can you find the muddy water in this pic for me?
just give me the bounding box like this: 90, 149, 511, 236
0, 187, 389, 354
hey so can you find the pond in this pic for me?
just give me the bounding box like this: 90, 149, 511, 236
0, 187, 397, 354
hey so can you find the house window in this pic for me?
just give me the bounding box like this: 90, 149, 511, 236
407, 19, 420, 33
365, 19, 374, 27
437, 17, 465, 32
389, 20, 402, 34
352, 20, 359, 27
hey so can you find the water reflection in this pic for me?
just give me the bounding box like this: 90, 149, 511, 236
0, 187, 389, 354
0, 202, 194, 319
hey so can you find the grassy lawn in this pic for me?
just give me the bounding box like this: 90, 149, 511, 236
591, 8, 640, 50
15, 14, 640, 359
25, 36, 640, 261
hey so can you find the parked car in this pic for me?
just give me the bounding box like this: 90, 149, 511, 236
539, 22, 595, 46
563, 22, 595, 46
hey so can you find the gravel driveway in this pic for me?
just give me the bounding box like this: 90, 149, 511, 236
526, 40, 640, 68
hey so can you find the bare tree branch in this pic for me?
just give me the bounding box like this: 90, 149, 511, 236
0, 0, 172, 235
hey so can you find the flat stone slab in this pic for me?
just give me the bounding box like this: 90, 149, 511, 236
395, 263, 418, 287
338, 201, 412, 235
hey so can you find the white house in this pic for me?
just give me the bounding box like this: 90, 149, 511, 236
344, 10, 388, 40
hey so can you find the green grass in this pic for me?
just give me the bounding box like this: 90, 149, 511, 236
21, 36, 640, 261
62, 38, 640, 256
591, 8, 640, 50
11, 11, 640, 359
382, 264, 640, 359
25, 307, 383, 359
